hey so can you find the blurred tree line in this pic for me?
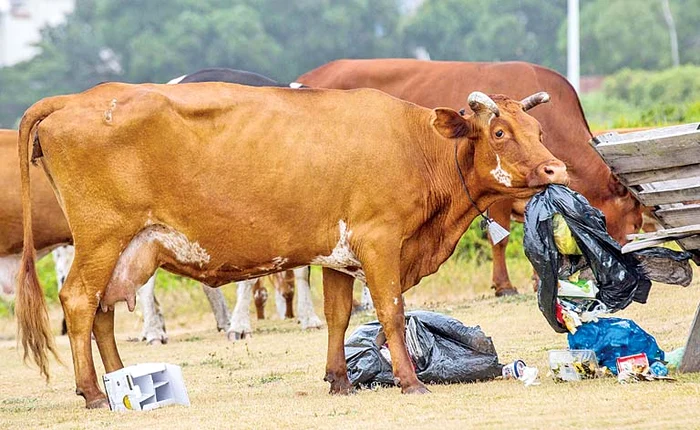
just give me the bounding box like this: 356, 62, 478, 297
0, 0, 698, 127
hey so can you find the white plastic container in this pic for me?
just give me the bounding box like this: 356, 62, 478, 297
102, 363, 190, 411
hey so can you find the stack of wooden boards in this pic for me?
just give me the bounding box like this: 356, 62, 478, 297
592, 122, 700, 372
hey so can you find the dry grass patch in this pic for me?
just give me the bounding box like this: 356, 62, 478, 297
0, 261, 699, 429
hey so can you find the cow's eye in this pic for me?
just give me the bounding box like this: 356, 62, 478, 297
495, 129, 504, 138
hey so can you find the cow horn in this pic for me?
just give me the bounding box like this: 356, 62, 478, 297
467, 92, 500, 117
521, 92, 550, 111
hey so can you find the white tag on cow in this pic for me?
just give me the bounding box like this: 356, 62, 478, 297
487, 220, 510, 245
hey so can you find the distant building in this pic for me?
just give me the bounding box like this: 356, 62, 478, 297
0, 0, 75, 67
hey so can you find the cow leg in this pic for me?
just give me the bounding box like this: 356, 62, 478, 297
489, 199, 518, 297
136, 275, 168, 345
60, 242, 125, 409
322, 268, 354, 394
272, 271, 295, 319
253, 279, 267, 320
201, 283, 230, 332
52, 246, 74, 335
294, 267, 323, 329
360, 284, 374, 311
93, 308, 123, 373
0, 254, 21, 297
227, 280, 255, 341
365, 252, 428, 394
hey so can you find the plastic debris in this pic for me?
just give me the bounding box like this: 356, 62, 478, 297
502, 360, 526, 380
617, 354, 675, 383
102, 363, 190, 411
665, 347, 686, 370
344, 311, 501, 387
650, 361, 669, 377
519, 366, 540, 387
524, 185, 693, 333
548, 349, 599, 382
568, 318, 664, 375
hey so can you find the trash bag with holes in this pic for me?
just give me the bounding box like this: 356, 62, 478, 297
344, 311, 502, 387
524, 185, 693, 333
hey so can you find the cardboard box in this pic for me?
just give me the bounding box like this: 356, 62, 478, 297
616, 353, 649, 375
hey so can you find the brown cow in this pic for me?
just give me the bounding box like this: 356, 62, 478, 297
16, 82, 567, 408
0, 129, 71, 296
298, 59, 644, 296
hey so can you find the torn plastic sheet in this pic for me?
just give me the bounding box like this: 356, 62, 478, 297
524, 185, 693, 332
344, 311, 502, 387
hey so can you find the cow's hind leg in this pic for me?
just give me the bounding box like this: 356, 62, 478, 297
227, 280, 255, 341
60, 242, 125, 409
295, 267, 323, 329
322, 268, 354, 394
272, 271, 295, 319
489, 199, 518, 297
136, 275, 168, 344
202, 283, 230, 332
93, 308, 123, 373
253, 279, 267, 320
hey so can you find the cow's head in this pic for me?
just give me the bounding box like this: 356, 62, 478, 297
432, 91, 568, 199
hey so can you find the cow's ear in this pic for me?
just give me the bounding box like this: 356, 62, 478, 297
432, 108, 470, 139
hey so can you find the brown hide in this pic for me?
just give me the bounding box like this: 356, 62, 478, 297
17, 82, 567, 405
298, 59, 643, 294
0, 129, 71, 257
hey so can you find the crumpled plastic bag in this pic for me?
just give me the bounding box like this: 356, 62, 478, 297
567, 317, 664, 375
524, 185, 693, 332
344, 311, 502, 387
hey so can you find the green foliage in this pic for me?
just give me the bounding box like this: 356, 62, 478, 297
582, 66, 700, 129
402, 0, 566, 71
37, 255, 59, 304
453, 217, 525, 263
154, 268, 201, 293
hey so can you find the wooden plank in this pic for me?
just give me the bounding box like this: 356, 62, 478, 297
622, 237, 676, 253
593, 123, 700, 174
655, 204, 700, 228
635, 183, 700, 206
678, 235, 700, 251
680, 304, 700, 373
621, 163, 700, 186
595, 122, 700, 146
627, 224, 700, 241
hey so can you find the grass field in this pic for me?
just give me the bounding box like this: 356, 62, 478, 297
0, 254, 699, 429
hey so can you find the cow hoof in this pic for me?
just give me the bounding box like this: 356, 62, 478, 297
226, 331, 251, 342
325, 374, 354, 395
146, 337, 167, 346
300, 316, 324, 330
86, 398, 110, 409
494, 286, 519, 297
401, 383, 430, 394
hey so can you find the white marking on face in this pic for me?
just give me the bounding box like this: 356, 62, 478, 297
310, 220, 365, 282
393, 297, 399, 305
490, 154, 513, 187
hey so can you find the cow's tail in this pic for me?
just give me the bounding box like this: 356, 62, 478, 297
16, 97, 67, 381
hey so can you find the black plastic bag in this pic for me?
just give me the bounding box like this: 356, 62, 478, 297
523, 185, 693, 333
344, 311, 502, 387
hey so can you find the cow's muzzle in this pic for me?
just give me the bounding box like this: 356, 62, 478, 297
527, 159, 569, 187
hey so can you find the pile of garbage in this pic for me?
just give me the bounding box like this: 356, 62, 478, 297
523, 185, 693, 382
523, 185, 694, 334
